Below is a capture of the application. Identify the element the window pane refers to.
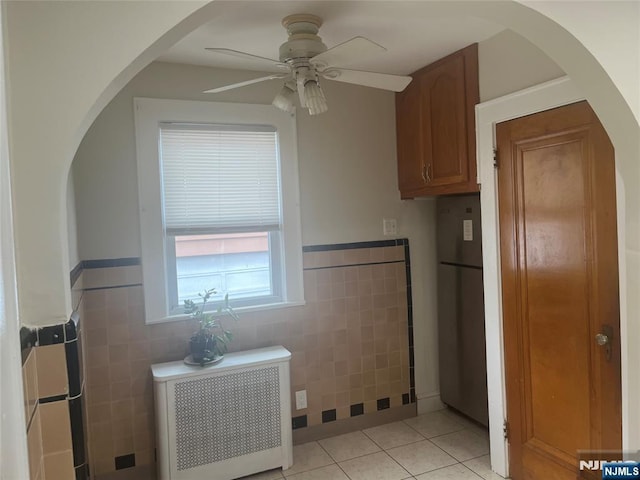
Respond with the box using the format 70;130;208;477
174;233;272;305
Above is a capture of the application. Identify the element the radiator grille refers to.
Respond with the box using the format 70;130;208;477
173;366;281;471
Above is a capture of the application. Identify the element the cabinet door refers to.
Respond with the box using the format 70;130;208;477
395;43;479;198
396;78;425;197
421;54;468;187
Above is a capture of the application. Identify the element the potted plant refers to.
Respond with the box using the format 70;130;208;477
184;288;238;366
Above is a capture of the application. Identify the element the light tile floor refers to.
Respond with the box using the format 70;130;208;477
239;408;505;480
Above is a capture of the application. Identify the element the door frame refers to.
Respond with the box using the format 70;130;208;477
476;76;629;478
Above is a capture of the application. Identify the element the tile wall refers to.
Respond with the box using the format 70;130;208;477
80;239;415;477
22;334;43;480
20;278;88;480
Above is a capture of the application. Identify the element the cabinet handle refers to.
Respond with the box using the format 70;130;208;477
426;163;432;183
421;163;428;183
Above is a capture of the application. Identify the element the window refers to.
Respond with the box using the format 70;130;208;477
135;98;303;323
160;123;282;310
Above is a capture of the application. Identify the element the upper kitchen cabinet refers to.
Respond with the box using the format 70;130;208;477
396;43;479;198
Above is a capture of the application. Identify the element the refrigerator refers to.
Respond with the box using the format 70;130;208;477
436;193;488;426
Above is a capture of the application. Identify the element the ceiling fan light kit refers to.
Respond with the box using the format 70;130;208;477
204;13;412;115
272;82;296;114
303;80;328;116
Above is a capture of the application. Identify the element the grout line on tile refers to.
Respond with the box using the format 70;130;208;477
303;260;404;271
334;445;411;480
413;423;468;440
361;427;427;452
315;438;338;464
460;463;486;479
379;446;416;479
334;459;352;480
275;418;490;480
320;436;404;480
289;463;340;479
412;433;465;467
316;432;385;465
425;425;491;463
283;441;336;478
401;419;421;435
465;452;493;462
399;418;458;439
359;427;387;450
410;461;483;479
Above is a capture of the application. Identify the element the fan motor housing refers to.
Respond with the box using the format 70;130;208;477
279;14;327;63
279;36;327;63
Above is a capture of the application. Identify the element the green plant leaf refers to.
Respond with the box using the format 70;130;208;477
186;289;238;357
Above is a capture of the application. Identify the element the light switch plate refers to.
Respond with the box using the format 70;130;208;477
463;219;473;241
383;218;397;236
295;390;307;410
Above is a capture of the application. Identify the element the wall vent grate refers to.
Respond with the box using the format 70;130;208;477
173;366;281;471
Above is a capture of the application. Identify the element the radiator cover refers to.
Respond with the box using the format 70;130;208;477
152;346;292;480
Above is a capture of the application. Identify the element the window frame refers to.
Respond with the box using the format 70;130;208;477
134;97;304;324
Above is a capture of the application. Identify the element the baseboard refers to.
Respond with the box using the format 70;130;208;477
417;392;445;414
292;403;417;444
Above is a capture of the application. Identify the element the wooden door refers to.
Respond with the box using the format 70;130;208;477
396;77;425;196
497;101;621;480
421;53;469;187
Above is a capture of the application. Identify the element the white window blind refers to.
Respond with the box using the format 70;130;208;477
159;123;281;236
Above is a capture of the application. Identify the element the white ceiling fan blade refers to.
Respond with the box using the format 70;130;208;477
322;69;412;92
310;36;386;69
203;74;288;94
205;48;288;71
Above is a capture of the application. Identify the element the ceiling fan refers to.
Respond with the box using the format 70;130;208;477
203;13;412;115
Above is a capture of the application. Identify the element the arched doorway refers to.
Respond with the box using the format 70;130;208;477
3;2;638;478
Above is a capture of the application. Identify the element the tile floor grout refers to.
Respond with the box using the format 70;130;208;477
321;414;479;462
315;438;353;480
320;423;422;476
419;462;484;480
242;408;503;480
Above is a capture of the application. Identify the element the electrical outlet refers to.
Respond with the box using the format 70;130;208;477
383;218;397;236
295;390;307;410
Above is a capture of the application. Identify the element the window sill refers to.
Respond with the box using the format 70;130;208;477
146;300;307;325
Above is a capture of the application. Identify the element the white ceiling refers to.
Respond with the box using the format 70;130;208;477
158;1;506;76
